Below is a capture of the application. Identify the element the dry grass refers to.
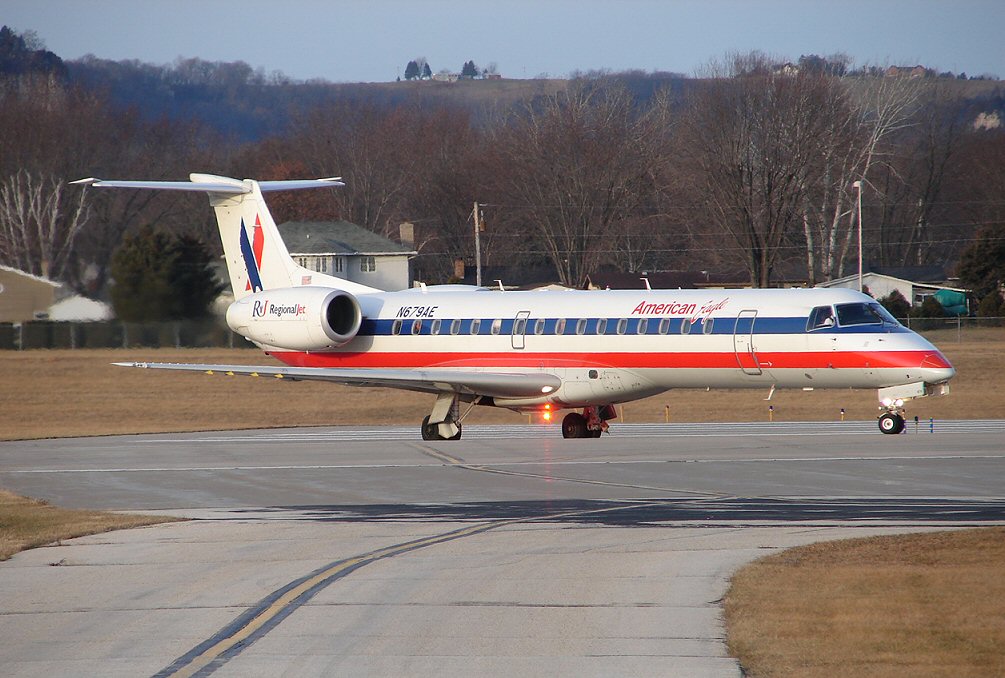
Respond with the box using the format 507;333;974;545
725;528;1005;678
0;489;176;561
0;331;1002;439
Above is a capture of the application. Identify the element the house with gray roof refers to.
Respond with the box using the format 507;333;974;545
278;221;417;291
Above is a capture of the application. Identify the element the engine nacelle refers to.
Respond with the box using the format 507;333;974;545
226;287;362;351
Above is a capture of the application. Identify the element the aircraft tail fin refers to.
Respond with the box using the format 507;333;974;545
73;174;378;298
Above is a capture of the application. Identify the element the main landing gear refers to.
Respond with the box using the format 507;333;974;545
561;405;616;439
420;393;473;441
421;415;461;441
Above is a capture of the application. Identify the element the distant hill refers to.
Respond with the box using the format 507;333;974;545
1;25;1001;141
63;55;691;141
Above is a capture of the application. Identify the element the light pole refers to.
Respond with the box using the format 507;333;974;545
852;180;863;292
473;202;482;287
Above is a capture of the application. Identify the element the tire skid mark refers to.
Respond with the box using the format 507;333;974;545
153;497;676;677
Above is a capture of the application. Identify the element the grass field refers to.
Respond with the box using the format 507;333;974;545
726;529;1005;677
1;327;1002;440
0;490;175;562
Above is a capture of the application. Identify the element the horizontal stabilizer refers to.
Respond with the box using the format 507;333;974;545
71;175;344;194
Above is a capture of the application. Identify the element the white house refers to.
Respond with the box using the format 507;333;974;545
817;270;968;308
278;221;416;291
0;265;59;322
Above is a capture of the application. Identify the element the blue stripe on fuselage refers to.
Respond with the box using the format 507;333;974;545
358;316;911;337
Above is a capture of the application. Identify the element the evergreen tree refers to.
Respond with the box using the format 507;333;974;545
109;227;223;321
977;291;1003;318
170;234;226;318
461;60;479;78
404;60;419;80
421;62;432;79
958;224;1005;300
878;289;911;319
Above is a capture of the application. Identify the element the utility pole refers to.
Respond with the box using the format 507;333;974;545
473;202;483;287
852;181;863;292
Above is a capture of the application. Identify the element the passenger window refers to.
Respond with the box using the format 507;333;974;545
703;318;714;335
491;318;502;335
450;318;461;335
556;318;566;335
576;318;587;335
807;305;836;331
658;318;670;334
637;318;648;335
411;319;422;335
534;318;546;335
431;319;441;335
470;318;481;335
597;318;608;335
513;317;526;335
681;319;692;335
616;318;627;335
392;319;402;335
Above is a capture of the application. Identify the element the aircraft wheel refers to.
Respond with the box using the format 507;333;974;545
878;412;905;435
421;415;441;441
589;428;603;438
562;412;587;439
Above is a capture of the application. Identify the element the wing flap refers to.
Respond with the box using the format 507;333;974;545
113;362;560;399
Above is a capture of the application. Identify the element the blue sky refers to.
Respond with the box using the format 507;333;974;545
7;0;1004;82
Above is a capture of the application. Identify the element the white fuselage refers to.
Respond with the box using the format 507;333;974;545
259;285;954;410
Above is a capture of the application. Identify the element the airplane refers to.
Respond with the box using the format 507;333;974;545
72;174;956;440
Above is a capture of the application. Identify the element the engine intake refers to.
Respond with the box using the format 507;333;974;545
227;287;362;350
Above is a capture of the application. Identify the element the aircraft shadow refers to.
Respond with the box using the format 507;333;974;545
230;497;1005;527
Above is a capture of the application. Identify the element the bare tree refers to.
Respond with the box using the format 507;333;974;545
287;101;418;237
492;81;666;287
683;62;837;287
800;73;925;284
867;83;966;269
0;170;89;280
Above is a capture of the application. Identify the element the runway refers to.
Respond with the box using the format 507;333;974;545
2;421;1004;677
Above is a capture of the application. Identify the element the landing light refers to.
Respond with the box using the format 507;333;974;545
541;386;554;394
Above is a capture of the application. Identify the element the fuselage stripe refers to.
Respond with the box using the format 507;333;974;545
269;350;947;371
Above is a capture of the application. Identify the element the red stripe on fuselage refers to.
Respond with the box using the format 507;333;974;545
269;350;948;371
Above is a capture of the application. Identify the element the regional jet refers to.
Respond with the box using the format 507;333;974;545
73;175;955;439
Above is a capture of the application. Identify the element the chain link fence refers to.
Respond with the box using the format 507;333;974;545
899;316;1004;342
0;319;246;350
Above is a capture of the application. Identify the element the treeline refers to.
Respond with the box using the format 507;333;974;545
2;27;1005;315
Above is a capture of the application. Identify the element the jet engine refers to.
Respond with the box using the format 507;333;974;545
226;287;362;351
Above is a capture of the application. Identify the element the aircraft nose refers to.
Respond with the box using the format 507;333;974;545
920;351;955;383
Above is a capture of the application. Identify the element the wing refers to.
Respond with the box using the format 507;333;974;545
113;362;560;399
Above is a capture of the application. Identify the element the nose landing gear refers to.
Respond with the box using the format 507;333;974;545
878;411;906;434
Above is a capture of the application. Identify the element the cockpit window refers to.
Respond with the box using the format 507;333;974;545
835;302;899;327
807;305;836;331
868;303;901;326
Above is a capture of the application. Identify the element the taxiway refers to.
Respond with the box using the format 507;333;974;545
1;421;1003;677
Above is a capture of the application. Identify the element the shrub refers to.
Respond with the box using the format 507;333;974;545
878;289;911;319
